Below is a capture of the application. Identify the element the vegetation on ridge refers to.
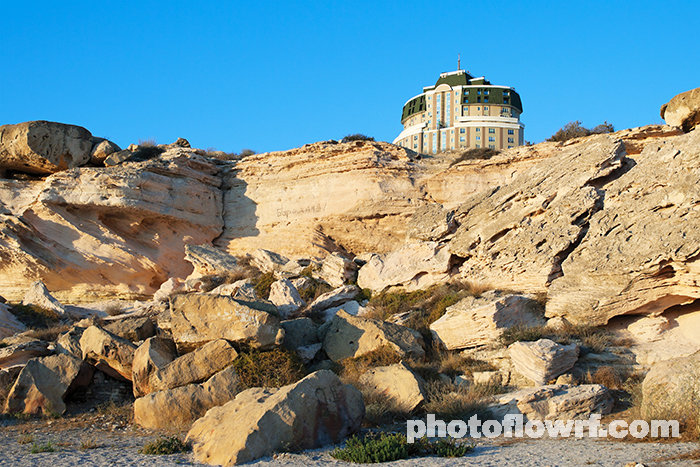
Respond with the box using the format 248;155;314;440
547;120;615;142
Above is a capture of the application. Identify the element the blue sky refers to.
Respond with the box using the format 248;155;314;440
1;1;698;153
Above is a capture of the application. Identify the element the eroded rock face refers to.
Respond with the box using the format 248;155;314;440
186;370;364;466
323;310;425;361
134;366;240;430
0;303;26;339
641;351;700;423
508;339;579;385
161;294;283;350
132;336;178;397
4;354;93;415
0;121;93;175
661;87;700;132
430;292;546;350
80;326;136;380
0;340;51;370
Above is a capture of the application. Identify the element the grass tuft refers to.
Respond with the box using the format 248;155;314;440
232;347;306;389
29;441;56;453
9;304;60;329
139;436;190;455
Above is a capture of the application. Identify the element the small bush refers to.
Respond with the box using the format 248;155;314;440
296;277;333;305
547;120;615;142
239;148;257;157
138;138;157;147
331;432;472;463
449;148;500;167
18;434;34;445
341;134;375;143
10;304;60;329
338;346;403;385
586;366;623;390
24;324;69;341
29;441;56;453
127;145;165;163
79;438;100;450
251;272;276;300
500;323;612;353
139;436;190;455
422;380;497;419
232;347;306;389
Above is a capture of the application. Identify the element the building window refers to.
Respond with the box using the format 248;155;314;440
414;144;418;148
477;107;481;111
489;144;496;149
488;128;495;133
476;144;481;148
484;97;489;103
459;128;465;133
508;145;513;148
489;136;495;142
508;137;514;143
459;136;465;142
484;106;489;111
508;129;514;135
476;128;481;132
476;136;481;141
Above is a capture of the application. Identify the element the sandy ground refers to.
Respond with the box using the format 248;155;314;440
1;414;698;466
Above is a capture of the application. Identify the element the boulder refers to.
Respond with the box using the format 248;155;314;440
0;365;23;406
280;318;319;350
162;294;283;350
149;339;238;393
89;138;121;165
103;149;132;166
641;351;700;424
472;370;502;386
660;87;700;132
508;339;579;385
430;292;546;350
323;310;425;361
308;285;360;313
80;325;137;380
297;343;322;363
103;316;155;342
134;365;240;430
132;336;178;397
55;326;86;358
184;244;240;278
186;370;364;465
153;278;185;302
0;303;26;338
21;280;66;316
208;280;257;300
317;253;357;288
489;384;614;420
318;300;365;323
0;120;93;174
406;204;455;241
268;279;305;317
249;249;290;274
357;242;452;292
0;340;51;370
359;362;426;411
4;354;94;415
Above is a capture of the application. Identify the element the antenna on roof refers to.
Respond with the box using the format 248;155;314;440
457;54;461;71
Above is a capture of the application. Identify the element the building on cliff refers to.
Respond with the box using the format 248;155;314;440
393;68;524;154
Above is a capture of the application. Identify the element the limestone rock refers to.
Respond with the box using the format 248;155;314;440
268;279;305;318
0;303;26;338
249;249;290;274
660;87;700;132
208;280;257;300
297;343;322;363
323;310;425;361
22;281;66;316
0;121;93;175
89;138;121;165
641;351;700;424
357;242;452;292
472;370;502;385
317;253;357;288
134;365;240;430
132;336;178;397
430;292;546;350
490;384;614;420
55;326;86;358
626;315;672;342
280;318;319;350
186;370;364;465
80;325;137;380
508;339;579;385
406;204;455;241
153;278;185;302
184;244;239;278
103;149;132;166
308;285;360;313
0;366;22;406
4;354;93;415
162;294;283;350
149;339;238;393
359;362;426;411
103;316;155;342
0;340;51;370
317;300;365;324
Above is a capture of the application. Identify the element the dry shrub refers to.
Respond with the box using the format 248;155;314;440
9;304;60;329
500;322;613;353
252;272;276;300
25;324;70;342
410;351;494;382
296;277;333;305
338;345;403;385
232;347;306;389
586;366;624;390
422;380;496;419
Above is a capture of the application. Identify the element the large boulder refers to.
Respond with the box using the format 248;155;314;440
489;384;614;421
323;310;425;361
357;242;452;292
161;294;284;350
359;362;426;411
21;280;66;316
661;87;700;132
0;303;26;338
89;138;121;165
280;318;319;350
4;354;93;415
103;316;155;342
430;292;546;350
0;340;51;370
641;351;700;425
508;339;579;385
0;121;93;174
80;325;137;380
134;366;240;430
308;285;360;313
148;339;238;393
186;370;364;465
131;336;178;397
317;253;357;288
184;244;240;278
268;279;305;318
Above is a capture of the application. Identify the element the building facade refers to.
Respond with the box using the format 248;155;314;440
393;69;524;154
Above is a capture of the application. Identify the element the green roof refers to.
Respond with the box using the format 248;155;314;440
434;70;475;88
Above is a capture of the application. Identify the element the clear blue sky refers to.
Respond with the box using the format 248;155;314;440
1;1;698;153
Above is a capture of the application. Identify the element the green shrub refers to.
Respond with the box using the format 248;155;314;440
547;120;615;142
232;348;306;389
331;432;472;463
29;441;56;453
252;272;276;300
10;304;60;329
342;134;375;143
139;436;190;455
296;277;333;305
